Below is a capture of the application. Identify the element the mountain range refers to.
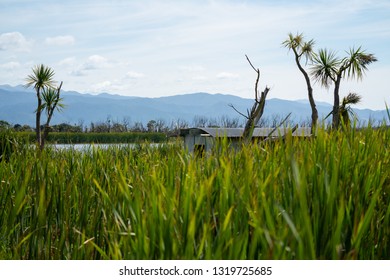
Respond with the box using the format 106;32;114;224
0;84;388;127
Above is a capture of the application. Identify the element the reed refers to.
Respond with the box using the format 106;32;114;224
15;132;167;144
0;126;389;259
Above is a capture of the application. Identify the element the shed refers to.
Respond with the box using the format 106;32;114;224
179;127;312;153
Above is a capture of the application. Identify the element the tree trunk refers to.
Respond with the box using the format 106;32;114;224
332;76;342;129
40;124;49;150
295;55;318;133
40;82;62;150
242;87;269;141
308;89;318;133
41;112;54;150
36;89;42;147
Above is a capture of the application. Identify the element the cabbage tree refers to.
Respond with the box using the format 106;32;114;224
311;47;377;129
283;33;318;132
40;82;65;149
26;65;64;149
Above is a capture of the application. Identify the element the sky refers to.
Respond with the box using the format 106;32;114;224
0;0;389;110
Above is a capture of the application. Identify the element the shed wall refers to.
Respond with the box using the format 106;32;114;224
184;134;214;153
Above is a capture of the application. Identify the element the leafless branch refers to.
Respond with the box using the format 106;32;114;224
264;113;293;141
245;54;258;72
228;103;249;119
246;54;260;101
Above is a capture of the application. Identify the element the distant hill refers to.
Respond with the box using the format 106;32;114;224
0;85;388;127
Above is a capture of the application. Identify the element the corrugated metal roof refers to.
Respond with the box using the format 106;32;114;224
181;127;312;138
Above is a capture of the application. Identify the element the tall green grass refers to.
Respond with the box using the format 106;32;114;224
0;126;389;259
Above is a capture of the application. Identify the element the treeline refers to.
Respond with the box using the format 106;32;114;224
14;131;167;144
1;114;315;134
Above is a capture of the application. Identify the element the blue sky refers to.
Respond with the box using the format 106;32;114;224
1;0;389;109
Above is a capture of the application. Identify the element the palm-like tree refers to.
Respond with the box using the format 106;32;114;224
283;32;318;133
40;82;65;149
325;92;362;126
340;92;362;126
311;47;377;129
25;64;56;147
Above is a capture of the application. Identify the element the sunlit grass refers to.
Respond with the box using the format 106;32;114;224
0;126;389;259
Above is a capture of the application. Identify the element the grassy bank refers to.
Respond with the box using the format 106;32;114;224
0;127;389;259
15;131;168;144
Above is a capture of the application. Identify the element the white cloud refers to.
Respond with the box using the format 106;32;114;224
0;32;31;51
216;72;239;79
70;55;109;76
192;75;207;81
179;65;205;72
58;57;76;66
0;0;388;109
82;55;108;70
45;35;75;46
91;80;112;92
69;69;86;77
126;71;145;79
0;61;21;70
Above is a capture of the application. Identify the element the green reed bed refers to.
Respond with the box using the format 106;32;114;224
16;131;167;144
0;127;389;259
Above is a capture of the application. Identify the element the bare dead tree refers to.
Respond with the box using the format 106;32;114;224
229;55;270;141
219;115;240;128
192;115;208;128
